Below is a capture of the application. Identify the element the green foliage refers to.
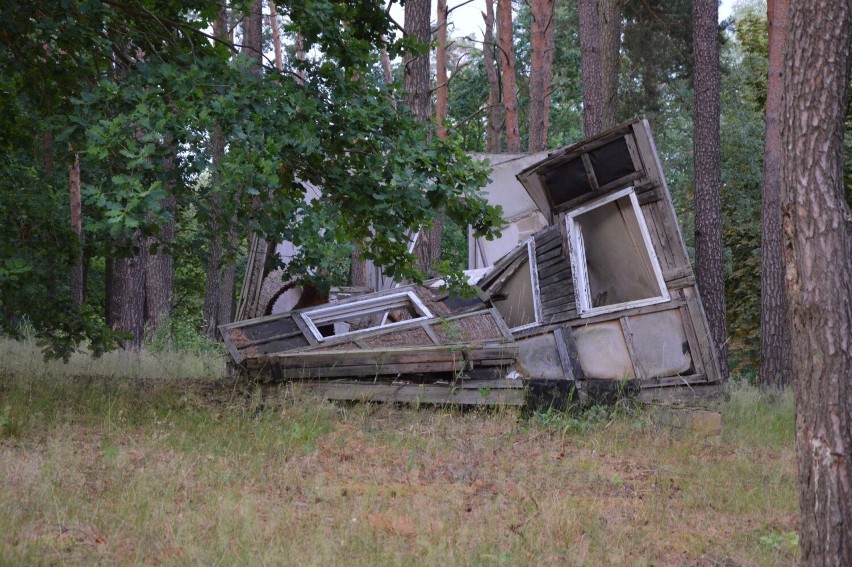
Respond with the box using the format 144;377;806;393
1;0;503;357
721;4;769;377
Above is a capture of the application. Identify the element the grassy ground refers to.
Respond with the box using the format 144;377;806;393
1;338;798;566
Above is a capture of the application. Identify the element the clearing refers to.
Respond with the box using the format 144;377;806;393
0;339;798;565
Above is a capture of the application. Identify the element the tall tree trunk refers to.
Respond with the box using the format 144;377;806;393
483;0;503;152
295;33;306;84
497;0;520;152
380;47;393;86
759;0;792;389
268;0;283;71
235;0;272;321
692;0;728;381
579;0;604;136
144;139;177;334
782;0;851;562
403;0;431;123
598;0;622;129
144;195;175;334
435;0;449;139
69;151;84;307
241;0;263;65
403;0;443;277
203;2;235;338
529;0;555;152
112;234;146;349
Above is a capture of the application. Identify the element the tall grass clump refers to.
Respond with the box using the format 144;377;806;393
716;382;795;450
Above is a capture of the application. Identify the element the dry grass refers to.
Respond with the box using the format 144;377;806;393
0;338;798;566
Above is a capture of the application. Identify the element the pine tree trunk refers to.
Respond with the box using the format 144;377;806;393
241;0;263;65
403;0;431;123
435;0;449;140
692;0;728;381
483;0;503;152
403;0;443;277
598;0;622;129
528;0;555;152
759;0;792;389
69;151;84;307
268;0;283;71
782;0;852;562
497;0;520;152
579;0;604;136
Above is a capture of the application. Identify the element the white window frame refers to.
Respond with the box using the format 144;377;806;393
299;291;434;342
565;187;669;318
505;238;543;332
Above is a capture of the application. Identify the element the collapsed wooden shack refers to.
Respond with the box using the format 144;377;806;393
220;119;723;406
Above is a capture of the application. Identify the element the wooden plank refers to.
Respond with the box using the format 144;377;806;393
292;381;527;406
276;361;465;379
637;373;709;389
552;327;574;380
638;384;721;404
624;131;644;172
535;246;563;265
537;262;572;282
565;298;685;327
420;321;442;345
581;153;600;190
272;344;517;368
538;277;574;296
637;187;661;206
594;170;645;195
681;286;723;384
619;317;646;380
642;202;676;273
676;304;705;374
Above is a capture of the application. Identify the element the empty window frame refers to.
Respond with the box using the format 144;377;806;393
299;291;434;342
490;238;542;332
565;187;669;317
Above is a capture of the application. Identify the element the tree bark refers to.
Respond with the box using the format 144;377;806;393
782;0;851;562
497;0;520;152
112;234;146;349
69;151;84;307
483;0;503;152
759;0;792;389
403;0;431;123
403;0;443;277
578;0;604;136
435;0;449;139
144;194;174;334
241;0;263;65
528;0;555;152
598;0;622;129
380;47;393;86
268;0;283;72
203;3;235;339
692;0;728;381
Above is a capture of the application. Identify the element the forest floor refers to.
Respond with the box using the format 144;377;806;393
0;338;799;566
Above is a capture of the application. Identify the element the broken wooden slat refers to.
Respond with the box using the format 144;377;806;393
291;381;527;405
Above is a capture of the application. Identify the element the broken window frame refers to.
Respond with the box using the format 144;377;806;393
565;186;670;318
503;238;543;332
299;290;435;342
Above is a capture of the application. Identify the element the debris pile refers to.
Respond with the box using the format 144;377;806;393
221;120;723;406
